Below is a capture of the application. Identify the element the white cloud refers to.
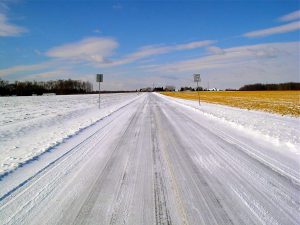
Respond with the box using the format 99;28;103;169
4;42;297;90
0;61;54;77
22;70;67;80
46;38;213;67
46;37;118;63
129;40;214;59
0;13;26;37
143;42;299;89
207;46;225;55
1;38;214;79
244;21;300;37
279;10;300;22
174;40;215;50
9;39;297;90
101;40;215;67
147;42;299;73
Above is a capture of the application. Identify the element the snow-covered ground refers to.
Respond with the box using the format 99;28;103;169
0;93;299;224
158;93;300;153
1;92;299;178
0;93;141;177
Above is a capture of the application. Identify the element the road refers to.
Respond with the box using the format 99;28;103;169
0;93;299;225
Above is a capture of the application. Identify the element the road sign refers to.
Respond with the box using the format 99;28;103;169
96;74;103;109
96;74;103;82
194;74;201;82
193;74;201;106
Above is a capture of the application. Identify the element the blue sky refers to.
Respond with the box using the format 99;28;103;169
0;0;299;90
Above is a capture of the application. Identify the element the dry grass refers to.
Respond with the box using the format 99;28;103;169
161;91;300;117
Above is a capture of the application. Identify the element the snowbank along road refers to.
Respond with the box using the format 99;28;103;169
0;93;299;225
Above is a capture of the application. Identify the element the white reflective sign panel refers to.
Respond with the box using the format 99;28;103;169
96;74;103;82
194;74;201;82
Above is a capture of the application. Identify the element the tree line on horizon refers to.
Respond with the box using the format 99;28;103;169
177;82;299;92
0;79;93;96
0;79;299;96
239;82;300;91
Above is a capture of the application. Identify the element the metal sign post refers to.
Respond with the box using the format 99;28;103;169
96;74;103;109
193;74;201;105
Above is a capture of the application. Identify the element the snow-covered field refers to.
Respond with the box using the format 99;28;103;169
0;93;140;177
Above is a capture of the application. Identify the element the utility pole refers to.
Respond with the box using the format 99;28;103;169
96;74;103;109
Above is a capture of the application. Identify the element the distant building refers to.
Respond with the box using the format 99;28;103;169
208;88;220;91
140;87;152;92
165;85;176;91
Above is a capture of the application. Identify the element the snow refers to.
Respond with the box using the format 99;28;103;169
157;93;300;153
0;93;299;224
1;92;299;179
0;93;141;177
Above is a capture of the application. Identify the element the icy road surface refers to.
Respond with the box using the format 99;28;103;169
0;93;299;225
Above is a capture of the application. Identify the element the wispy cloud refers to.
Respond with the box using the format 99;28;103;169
22;70;68;80
145;42;299;73
46;38;215;67
3;41;298;89
141;42;299;89
102;40;215;66
0;12;27;37
0;61;54;77
279;10;300;22
46;37;118;63
244;21;300;38
243;10;300;38
206;46;225;55
0;37;214;78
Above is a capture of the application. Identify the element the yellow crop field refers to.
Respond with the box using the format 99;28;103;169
161;91;300;117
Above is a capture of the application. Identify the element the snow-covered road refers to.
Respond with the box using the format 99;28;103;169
0;93;299;225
